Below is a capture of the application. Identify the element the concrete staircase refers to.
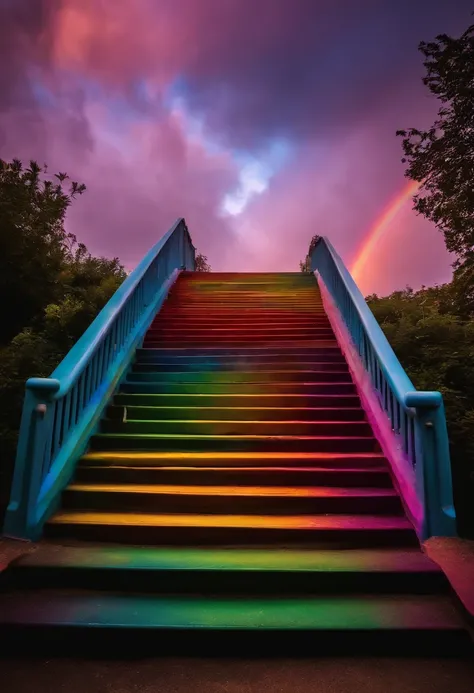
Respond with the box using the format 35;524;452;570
0;273;470;655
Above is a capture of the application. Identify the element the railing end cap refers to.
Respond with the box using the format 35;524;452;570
404;390;442;408
25;378;61;393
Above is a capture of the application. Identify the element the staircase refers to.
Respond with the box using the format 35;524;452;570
0;272;470;655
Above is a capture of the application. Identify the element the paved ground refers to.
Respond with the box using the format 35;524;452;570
426;537;474;622
1;656;474;693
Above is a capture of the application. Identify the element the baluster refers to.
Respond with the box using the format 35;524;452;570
62;391;72;443
52;398;64;456
43;406;55;477
90;350;99;396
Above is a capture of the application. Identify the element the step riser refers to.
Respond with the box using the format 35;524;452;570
62;489;402;515
106;406;366;422
45;522;418;548
136;347;344;357
89;436;381;453
114;394;362;407
79;454;387;470
143;341;339;349
134;354;348;365
75;467;393;487
119;383;357;395
157;312;327;320
147;328;334;336
132;362;350;373
152;318;332;325
127;371;352;386
100;421;373;436
126;372;353;384
144;334;336;342
6;567;447;596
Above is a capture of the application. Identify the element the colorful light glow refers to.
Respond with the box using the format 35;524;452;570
351;180;420;285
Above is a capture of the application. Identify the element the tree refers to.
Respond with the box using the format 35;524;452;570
0;159;86;344
195;252;211;271
397;23;474;263
0;159;125;520
368;285;474;536
299;235;321;272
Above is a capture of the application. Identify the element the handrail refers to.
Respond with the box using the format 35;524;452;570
4;218;195;540
310;237;456;539
51;219;193;396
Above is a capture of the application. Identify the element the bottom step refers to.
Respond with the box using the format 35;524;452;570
0;593;469;656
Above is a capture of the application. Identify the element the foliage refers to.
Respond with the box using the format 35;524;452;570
299;235;321;272
0;160;125;513
367;284;474;534
195;252;211;272
397;23;474;264
0;159;87;344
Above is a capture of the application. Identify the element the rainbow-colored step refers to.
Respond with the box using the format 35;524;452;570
0;272;470;655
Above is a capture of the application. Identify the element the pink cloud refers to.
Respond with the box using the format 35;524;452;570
0;0;471;294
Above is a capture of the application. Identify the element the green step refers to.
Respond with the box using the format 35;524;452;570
119;382;357;395
106;406;366;422
101;420;373;437
126;371;352;384
4;546;447;595
114;393;361;407
89;433;381;453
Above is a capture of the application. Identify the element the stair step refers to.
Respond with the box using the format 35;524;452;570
80;451;387;468
62;483;402;515
119;382;357;395
148;326;334;335
45;510;417;546
158;312;326;320
126;371;353;384
89;433;381;453
144;337;337;345
134;353;347;365
106;406;366;422
136;346;343;357
132;361;349;372
101;420;373;437
153;319;332;326
114;393;361;407
6;546;447;594
75;464;393;488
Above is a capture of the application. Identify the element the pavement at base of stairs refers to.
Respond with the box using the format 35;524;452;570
425;537;474;624
0;537;38;572
1;655;474;693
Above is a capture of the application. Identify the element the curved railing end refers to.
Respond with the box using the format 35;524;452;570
404;390;443;409
25;378;61;394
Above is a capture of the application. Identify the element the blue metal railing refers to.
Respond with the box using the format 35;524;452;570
4;218;195;540
310;237;456;539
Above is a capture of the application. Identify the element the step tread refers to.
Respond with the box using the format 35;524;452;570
66;483;398;499
48;511;412;531
14;546;442;574
93;433;377;440
0;593;461;631
109;407;364;413
81;451;387;464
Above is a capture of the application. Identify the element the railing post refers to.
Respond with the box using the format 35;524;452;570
4;378;60;540
407;393;457;539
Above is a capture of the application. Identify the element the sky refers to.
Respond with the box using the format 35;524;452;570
0;0;472;295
